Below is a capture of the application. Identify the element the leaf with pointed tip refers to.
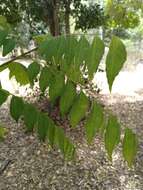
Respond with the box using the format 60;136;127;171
69;92;89;128
8;62;30;85
0;63;9;72
85;102;104;144
27;61;40;85
106;36;127;91
87;36;104;79
37;113;49;141
123;128;138;167
75;36;90;66
23;103;38;132
54;36;66;64
39;67;52;92
64;137;75;160
0;89;9;106
60;81;77;116
47;119;55;147
49;72;65;104
104;115;120;161
55;126;75;159
2;38;15;56
10;96;24;122
64;36;78;66
54;126;65;154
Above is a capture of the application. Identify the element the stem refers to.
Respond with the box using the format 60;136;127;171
0;47;38;69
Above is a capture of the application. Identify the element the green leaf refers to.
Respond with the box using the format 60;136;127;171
27;61;40;85
0;16;11;31
23;103;38;132
55;126;65;154
10;96;24;122
2;38;15;56
123;128;138;167
54;126;75;159
39;67;52;92
63;137;75;160
39;36;66;64
49;72;65;104
66;64;83;84
0;89;9;106
55;36;66;64
69;92;89;128
104;115;120;161
47;119;55;147
8;62;30;85
106;36;127;91
85;102;104;144
34;34;52;45
75;36;90;66
0;63;8;72
39;37;57;62
37;113;49;141
60;81;77;116
87;36;105;79
64;36;78;66
0;125;7;141
0;29;7;47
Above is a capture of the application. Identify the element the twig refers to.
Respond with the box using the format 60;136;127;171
0;47;38;69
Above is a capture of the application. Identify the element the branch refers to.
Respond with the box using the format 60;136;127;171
0;47;38;69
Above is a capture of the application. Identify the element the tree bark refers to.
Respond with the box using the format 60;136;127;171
65;0;71;34
53;0;60;36
43;0;60;36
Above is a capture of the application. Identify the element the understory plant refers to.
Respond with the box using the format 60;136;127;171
0;16;138;167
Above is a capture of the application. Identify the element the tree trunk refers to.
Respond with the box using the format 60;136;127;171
53;0;60;36
65;0;71;34
43;0;60;36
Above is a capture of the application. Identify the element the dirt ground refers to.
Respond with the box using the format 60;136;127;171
0;93;143;190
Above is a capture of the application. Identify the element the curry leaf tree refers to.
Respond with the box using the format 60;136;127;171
0;19;138;166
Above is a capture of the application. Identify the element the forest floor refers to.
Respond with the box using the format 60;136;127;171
0;93;143;190
0;58;143;189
